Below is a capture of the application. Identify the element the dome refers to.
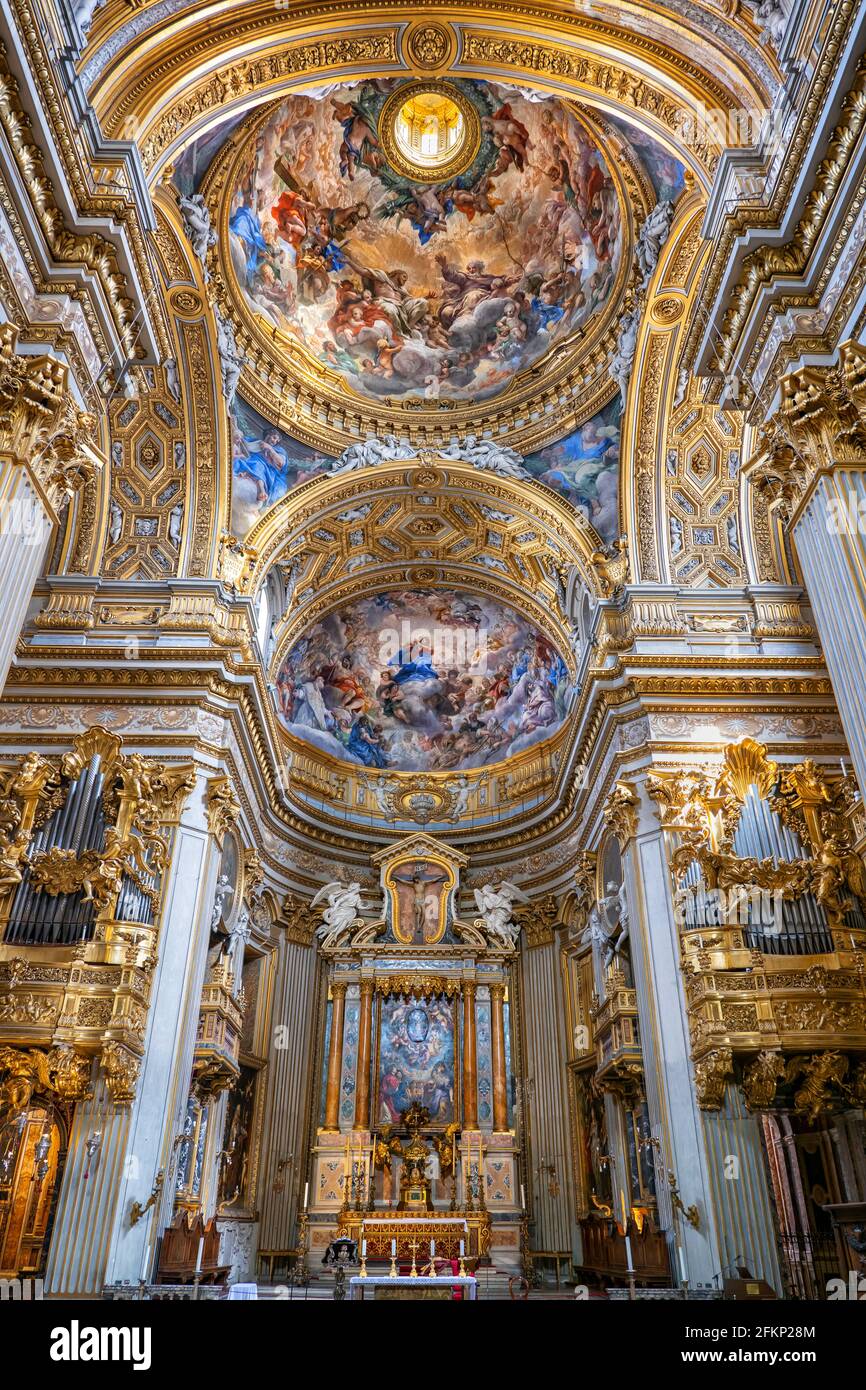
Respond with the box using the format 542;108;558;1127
223;77;625;411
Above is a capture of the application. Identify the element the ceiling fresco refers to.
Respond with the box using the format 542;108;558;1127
230;391;621;543
225;78;623;406
524;396;621;544
274;588;571;773
230;396;334;538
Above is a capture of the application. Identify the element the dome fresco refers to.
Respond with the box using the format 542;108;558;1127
275;589;571;772
226;78;623;405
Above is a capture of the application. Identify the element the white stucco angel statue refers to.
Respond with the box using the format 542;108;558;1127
473;881;530;947
598;879;630;972
310;881;368;947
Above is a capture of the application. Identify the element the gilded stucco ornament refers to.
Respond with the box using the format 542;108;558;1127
604;781;639;847
785;1052;849;1124
0;1044;90;1112
741;1050;786;1110
207;776;241;850
101;1040;141;1105
0;323;101;503
694;1046;733;1110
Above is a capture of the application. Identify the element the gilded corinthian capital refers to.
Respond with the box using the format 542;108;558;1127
746;342;866;514
0;324;101;504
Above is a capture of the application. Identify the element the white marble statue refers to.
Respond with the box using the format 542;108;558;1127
370;776;399;820
210;871;235;930
108;499;123;545
215;309;243;407
224;907;252;984
598;880;630;972
333;434;417;472
441;434;530;479
164;357;181;403
168;502;183;547
609;305;641;404
474;881;530;946
753;0;790;47
448;774;473;823
72;0;106;37
310;881;368;946
178;193;217;275
636;200;675;286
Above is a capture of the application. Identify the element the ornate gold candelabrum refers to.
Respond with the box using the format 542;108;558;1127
295;1207;310;1283
520;1211;534;1285
389;1248;398;1279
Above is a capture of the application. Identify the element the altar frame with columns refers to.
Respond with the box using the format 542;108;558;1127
303;836;525;1271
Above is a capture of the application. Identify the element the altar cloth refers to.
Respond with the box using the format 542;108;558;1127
349;1275;477;1301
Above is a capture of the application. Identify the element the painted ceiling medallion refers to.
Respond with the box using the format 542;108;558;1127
379;82;480;183
274;588;572;774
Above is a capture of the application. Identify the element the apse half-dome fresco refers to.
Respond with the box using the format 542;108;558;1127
275;589;571;772
227;79;623;405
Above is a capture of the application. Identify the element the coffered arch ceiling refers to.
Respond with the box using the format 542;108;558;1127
245;456;598;841
83;3;778;166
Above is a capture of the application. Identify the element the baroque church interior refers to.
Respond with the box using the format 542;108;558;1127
1;0;866;1322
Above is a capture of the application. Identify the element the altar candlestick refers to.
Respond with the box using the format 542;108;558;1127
362;1238;367;1258
624;1232;633;1271
141;1243;151;1284
430;1239;435;1260
841;758;848;777
303;1181;309;1211
195;1236;204;1274
677;1245;688;1283
520;1183;526;1210
391;1238;396;1257
459;1239;465;1257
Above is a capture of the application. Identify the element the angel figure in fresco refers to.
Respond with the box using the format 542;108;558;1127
310;881;368;946
473;881;530;946
331;93;383;179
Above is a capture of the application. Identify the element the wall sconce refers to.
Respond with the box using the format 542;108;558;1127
83;1130;102;1180
273;1153;293;1195
668;1170;700;1230
130;1168;164;1227
535;1155;560;1199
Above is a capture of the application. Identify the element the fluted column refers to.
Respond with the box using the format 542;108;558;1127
791;470;866;792
490;983;508;1133
0;326;98;688
353;978;374;1130
323;981;347;1132
747;344;866;795
45;770;220;1293
0;461;51;686
620;774;781;1292
462;981;478;1128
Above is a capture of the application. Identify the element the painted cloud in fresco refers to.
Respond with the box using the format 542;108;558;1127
524;397;622;544
230;396;334;539
275;589;571;772
227;79;622;405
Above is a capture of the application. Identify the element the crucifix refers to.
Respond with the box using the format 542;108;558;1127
408;1237;420;1277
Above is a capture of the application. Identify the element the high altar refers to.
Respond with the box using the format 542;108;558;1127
306;835;522;1269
